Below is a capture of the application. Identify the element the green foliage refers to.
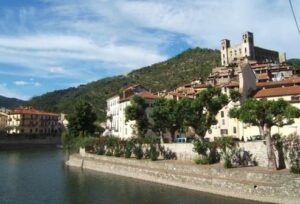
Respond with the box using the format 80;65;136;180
124;140;134;158
133;144;143;160
125;96;149;137
287;58;300;74
61;130;74;149
229;98;300;130
67;101;97;137
283;134;300;174
229;90;242;102
151;98;184;141
27;48;221;121
229;98;300;169
193;139;219;164
147;144;160;161
74;136;98;150
182;86;229;138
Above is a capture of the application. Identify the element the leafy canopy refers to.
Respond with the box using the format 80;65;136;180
182;86;229;138
229;98;300;130
67;101;97;137
151;98;184;140
125;96;149;137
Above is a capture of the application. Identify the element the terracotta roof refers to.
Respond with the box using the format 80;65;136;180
10;107;59;116
257;76;300;88
217;81;239;88
136;91;159;99
254;86;300;98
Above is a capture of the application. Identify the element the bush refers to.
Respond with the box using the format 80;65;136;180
124;140;134;158
133;145;143;160
149;144;159;161
283;134;300;174
193;139;219;164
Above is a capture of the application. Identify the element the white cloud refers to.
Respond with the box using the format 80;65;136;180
13;80;41;87
14;81;28;86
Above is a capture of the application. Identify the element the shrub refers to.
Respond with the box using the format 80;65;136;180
149;144;159;161
283;134;300;174
133;144;143;160
124;140;134;158
193;139;219;164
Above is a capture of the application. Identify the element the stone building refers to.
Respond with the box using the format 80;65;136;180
220;31;286;66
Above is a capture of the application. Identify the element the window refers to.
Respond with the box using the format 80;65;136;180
220;129;228;135
291;96;300;101
221;111;224;118
222;119;225;125
233;127;237;134
245;47;247;53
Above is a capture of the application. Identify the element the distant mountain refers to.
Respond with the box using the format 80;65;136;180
28;47;221;121
0;95;25;109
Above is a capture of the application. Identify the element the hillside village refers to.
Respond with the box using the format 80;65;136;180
104;31;300;142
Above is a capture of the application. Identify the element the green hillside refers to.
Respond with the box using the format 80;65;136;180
0;95;25;109
287;58;300;73
27;48;220;121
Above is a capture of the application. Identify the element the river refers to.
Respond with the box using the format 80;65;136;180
0;148;259;204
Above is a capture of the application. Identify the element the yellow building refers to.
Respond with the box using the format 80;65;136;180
7;107;62;135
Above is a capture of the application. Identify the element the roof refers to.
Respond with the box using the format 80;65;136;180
254;86;300;98
257;76;300;88
136;91;159;99
10;107;59;116
120;91;158;102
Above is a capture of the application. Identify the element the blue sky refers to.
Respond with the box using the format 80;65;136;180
0;0;299;100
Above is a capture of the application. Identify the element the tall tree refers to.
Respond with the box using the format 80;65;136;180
229;98;300;169
67;101;97;137
151;98;184;141
125;96;149;137
182;86;229;139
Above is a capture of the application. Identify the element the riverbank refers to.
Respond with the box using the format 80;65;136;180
66;152;300;204
0;136;61;149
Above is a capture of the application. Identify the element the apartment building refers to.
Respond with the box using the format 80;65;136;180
7;107;62;135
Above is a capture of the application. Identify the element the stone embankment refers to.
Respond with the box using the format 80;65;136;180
66;152;300;204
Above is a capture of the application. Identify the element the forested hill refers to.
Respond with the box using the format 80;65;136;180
27;48;220;121
0;96;25;109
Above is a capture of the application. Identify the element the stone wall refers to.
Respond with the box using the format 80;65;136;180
67;152;300;204
161;141;286;168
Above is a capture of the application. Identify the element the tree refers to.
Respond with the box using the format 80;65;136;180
67;101;97;137
182;86;229;139
150;98;184;141
229;98;300;169
125;96;149;137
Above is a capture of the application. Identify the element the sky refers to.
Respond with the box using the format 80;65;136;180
0;0;299;100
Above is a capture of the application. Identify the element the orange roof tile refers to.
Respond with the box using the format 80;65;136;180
254;86;300;98
136;91;159;99
10;107;59;116
257;76;300;88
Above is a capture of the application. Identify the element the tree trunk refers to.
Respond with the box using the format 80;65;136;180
170;129;176;142
264;127;277;169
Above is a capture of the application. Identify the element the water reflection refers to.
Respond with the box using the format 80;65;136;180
0;149;260;204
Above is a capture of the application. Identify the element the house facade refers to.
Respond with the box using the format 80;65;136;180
7;107;62;135
105;85;158;139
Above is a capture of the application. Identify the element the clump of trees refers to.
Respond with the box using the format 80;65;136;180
229;98;300;169
62;101;98;150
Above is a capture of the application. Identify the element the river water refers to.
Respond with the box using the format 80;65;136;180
0;148;259;204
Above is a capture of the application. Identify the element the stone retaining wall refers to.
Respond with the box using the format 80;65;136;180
162;141;285;168
66;152;300;204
